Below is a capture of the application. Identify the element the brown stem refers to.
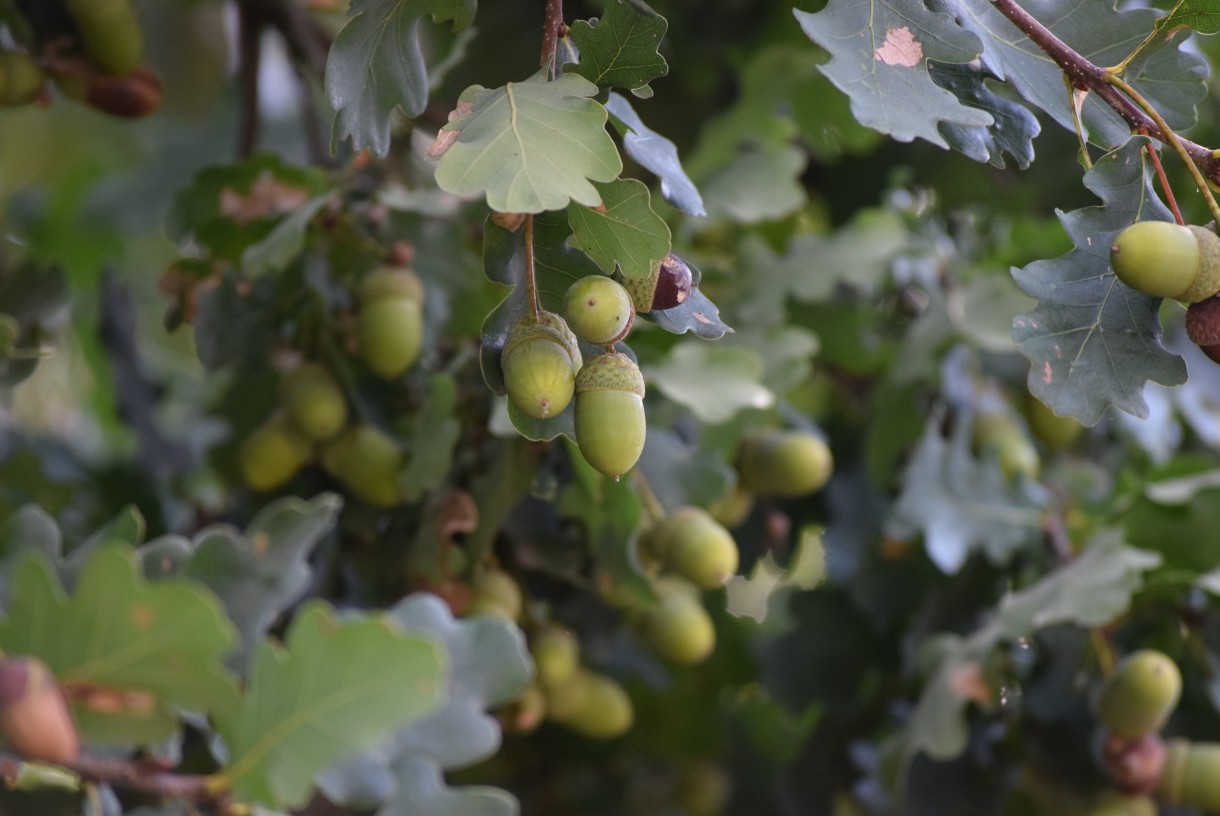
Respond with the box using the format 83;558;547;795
524;214;539;318
540;0;563;72
0;753;226;806
236;4;264;158
1144;137;1185;225
989;0;1220;185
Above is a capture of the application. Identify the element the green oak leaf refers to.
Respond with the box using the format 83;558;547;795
434;71;622;213
1156;0;1220;35
564;0;668;92
567;179;671;281
928;61;1040;170
604;92;704;216
0;545;240;745
139;494;342;672
794;1;991;148
217;600;445;809
325;0;477;157
642;343;774;424
880;530;1161;792
398;373;462;501
241;196;330;276
1012;138;1187;425
377;757;518;816
941;0;1207;143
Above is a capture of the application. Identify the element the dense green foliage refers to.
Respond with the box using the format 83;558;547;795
7;0;1220;814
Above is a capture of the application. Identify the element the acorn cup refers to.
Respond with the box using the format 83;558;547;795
563;276;635;345
501;312;581;419
0;52;46;107
573;351;646;478
1110;221;1220;303
1156;739;1220;811
647;507;739;589
357;266;425;380
1097;649;1182;739
617;253;694;313
66;0;144;76
0;657;80;765
239;414;313;492
279;362;347;442
738;429;833;498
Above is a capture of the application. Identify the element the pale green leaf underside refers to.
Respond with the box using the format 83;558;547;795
435;72;622;213
567;179;671;280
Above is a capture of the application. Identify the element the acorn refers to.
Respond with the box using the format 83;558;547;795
563;276;635;345
239;414;313;491
502;312;581;419
1156;739;1220;811
648;507;739;589
637;577;716;665
279;362;347;442
531;626;580;690
738;429;833;498
1025;393;1083;452
1110;221;1220;303
465;569;523;621
0;657;80;765
357;266;424;380
707;482;754;528
618;253;693;313
0;52;46;107
1186;295;1220;365
66;0;144;76
546;669;633;739
574;352;646;478
1097;649;1181;738
320;424;404;507
81;66;162;118
973;412;1040;481
1102;732;1166;796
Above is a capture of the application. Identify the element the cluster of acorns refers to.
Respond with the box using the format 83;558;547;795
1090;648;1220;814
238;264;424;506
1;0;162;117
500;254;693;478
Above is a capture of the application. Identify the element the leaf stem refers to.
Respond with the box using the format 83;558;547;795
1107;73;1220;226
524;214;540;319
1142;136;1185;225
540;0;564;74
1065;78;1092;170
0;753;226;806
989;0;1220;186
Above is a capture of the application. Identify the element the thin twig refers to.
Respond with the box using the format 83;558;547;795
524;214;539;318
236;4;263;158
990;0;1220;186
540;0;563;73
0;753;226;806
1143;138;1185;225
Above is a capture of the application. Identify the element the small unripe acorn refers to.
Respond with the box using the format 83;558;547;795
649;507;739;589
1110;221;1220;303
466;569;523;621
547;669;633;739
738;429;833;498
574;352;646;478
619;253;694;313
239;415;313;491
531;626;580;690
707;483;754;529
1097;649;1182;738
358;267;424;380
973;412;1040;481
280;363;347;441
66;0;144;76
0;657;80;764
502;313;581;419
320;424;404;507
0;52;46;107
1025;394;1083;452
1156;739;1220;811
563;276;635;345
638;577;716;665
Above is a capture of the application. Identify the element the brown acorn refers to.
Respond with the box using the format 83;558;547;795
617;253;693;313
1186;295;1220;365
0;657;80;764
82;66;162;118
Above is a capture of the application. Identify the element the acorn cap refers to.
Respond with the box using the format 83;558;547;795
575;352;645;397
1186;296;1220;346
504;312;581;367
359;266;423;303
1180;226;1220;303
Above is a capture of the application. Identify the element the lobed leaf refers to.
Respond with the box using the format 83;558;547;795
604;92;705;216
564;0;668;92
1012;138;1187;425
567;178;671;281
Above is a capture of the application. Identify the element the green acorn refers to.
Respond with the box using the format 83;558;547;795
66;0;144;76
466;569;523;621
738;429;833;497
1157;739;1220;812
280;362;347;442
574;352;646;478
531;626;580;690
502;312;581;419
320;424;404;507
239;415;313;491
1097;649;1182;738
563;275;635;345
0;52;45;107
1110;221;1220;303
358;266;424;379
637;577;716;665
648;507;739;589
973;411;1041;481
546;668;633;739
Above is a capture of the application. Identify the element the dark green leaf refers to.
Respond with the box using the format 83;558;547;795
929;61;1040;170
567;179;671;281
1012;138;1187;425
326;0;477;157
565;0;668;91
